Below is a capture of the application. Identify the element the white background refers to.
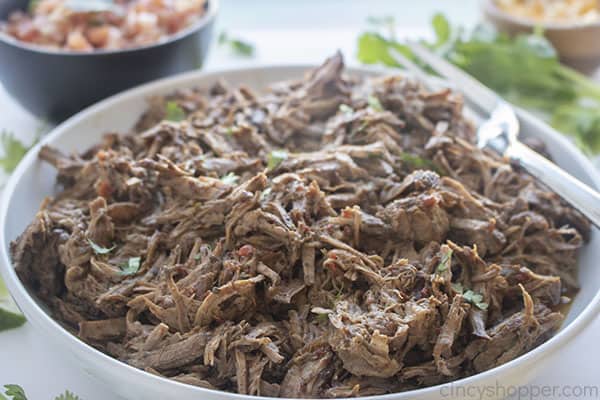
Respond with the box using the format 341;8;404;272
0;1;598;398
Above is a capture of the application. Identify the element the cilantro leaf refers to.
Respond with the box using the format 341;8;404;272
3;385;27;400
220;172;239;185
218;32;255;57
0;279;26;332
357;32;405;67
119;257;141;276
54;390;81;400
463;289;488;310
451;282;464;294
432;13;451;47
436;249;452;273
0;308;26;333
164;101;186;122
367;95;384;111
399;152;439;171
87;238;115;255
267;150;288;170
339;104;354;115
0;131;33;174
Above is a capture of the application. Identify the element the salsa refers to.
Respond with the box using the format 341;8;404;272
1;0;208;51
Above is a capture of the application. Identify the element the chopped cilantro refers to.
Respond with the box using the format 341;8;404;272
463;289;489;310
451;282;464;294
267;150;288;170
87;238;115;255
220;172;239;185
367;95;384;111
164;101;185;122
436;249;453;273
119;257;141;276
339;104;354;115
399;152;439;171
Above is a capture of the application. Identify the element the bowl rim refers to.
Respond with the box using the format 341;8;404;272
1;63;600;400
482;0;600;30
0;0;218;56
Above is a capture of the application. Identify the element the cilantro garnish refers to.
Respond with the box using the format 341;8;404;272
119;257;141;276
267;150;288;170
220;172;239;185
463;289;489;310
87;238;115;255
164;101;185;122
367;95;384;111
436;249;453;273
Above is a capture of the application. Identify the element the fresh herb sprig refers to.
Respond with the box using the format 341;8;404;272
0;385;81;400
357;13;600;154
0;131;35;174
0;279;26;332
218;32;255;57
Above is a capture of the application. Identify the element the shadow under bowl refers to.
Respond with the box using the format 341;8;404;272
0;0;217;122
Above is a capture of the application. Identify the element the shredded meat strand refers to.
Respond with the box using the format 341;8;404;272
11;53;589;398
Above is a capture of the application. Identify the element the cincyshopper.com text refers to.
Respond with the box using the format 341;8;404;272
440;381;599;399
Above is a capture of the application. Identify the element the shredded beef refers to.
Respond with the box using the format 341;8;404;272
11;53;590;397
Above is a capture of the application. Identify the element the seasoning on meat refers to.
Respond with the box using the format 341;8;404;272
11;53;590;397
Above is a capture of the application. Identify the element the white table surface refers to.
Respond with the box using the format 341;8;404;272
0;1;598;398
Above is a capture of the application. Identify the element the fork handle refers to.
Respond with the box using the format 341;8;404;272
506;141;600;228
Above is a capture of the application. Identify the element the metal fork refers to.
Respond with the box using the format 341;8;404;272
391;42;600;228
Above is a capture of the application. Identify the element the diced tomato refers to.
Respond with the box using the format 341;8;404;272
96;179;113;199
238;244;254;257
421;195;437;208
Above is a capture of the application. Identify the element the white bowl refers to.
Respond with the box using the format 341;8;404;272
1;65;599;400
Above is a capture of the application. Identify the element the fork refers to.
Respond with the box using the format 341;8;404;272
392;42;600;228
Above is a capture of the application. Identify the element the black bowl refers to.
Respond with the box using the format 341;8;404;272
0;0;217;122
